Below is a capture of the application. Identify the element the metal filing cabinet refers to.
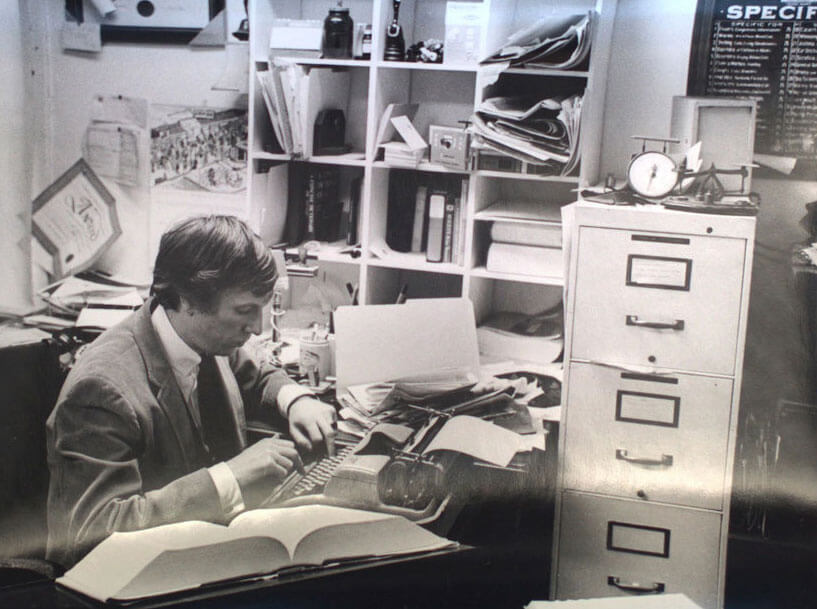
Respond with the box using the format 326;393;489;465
551;203;755;609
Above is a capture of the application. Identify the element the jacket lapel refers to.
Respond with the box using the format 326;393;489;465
132;300;202;467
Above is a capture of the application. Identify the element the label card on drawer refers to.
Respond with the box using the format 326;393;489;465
616;391;680;428
626;255;692;290
606;521;670;557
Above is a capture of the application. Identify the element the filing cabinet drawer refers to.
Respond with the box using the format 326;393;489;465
571;226;746;375
556;492;721;608
562;363;733;510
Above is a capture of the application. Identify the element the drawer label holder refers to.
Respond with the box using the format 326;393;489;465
626;254;692;291
606;521;671;558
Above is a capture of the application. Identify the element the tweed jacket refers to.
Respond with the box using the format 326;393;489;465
45;299;294;567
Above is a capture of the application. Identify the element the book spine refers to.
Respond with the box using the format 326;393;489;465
426;193;445;263
442;198;456;263
346;176;361;245
305;170;316;240
410;185;427;252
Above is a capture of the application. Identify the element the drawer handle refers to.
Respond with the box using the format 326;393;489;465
616;449;673;466
608;576;665;594
626;315;685;331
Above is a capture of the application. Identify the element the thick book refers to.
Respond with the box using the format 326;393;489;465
57;505;456;603
490;221;562;247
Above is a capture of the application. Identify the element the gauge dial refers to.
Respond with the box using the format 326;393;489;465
627;151;678;198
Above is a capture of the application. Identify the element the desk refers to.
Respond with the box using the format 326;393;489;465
0;539;553;609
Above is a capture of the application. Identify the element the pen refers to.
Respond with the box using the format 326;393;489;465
395;283;408;304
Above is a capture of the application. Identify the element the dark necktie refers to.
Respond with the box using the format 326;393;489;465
196;355;239;464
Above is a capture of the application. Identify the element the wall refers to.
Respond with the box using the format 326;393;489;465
0;2;32;310
23;0;248;286
599;0;698;179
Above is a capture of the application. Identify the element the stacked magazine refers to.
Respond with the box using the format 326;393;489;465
471;94;582;175
481;12;594;70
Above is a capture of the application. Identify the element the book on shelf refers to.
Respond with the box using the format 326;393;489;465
57;505;456;603
386;170;419;253
442;197;457;263
340;175;361;246
490;221;562;248
411;184;428;252
426;192;446;263
485;242;563;278
304;165;342;241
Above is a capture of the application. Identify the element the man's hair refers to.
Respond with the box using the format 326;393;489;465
151;215;277;312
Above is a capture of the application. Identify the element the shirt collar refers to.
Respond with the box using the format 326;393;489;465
151;304;201;390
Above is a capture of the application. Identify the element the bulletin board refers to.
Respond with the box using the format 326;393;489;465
688;0;817;178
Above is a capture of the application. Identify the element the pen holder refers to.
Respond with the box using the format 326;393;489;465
299;334;332;384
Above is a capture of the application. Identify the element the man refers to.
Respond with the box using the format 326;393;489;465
46;215;337;568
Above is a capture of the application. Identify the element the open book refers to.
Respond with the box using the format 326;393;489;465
57;505;457;603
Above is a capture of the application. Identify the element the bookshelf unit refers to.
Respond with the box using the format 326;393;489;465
247;0;617;331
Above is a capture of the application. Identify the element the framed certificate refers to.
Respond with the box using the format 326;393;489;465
66;0;225;44
32;159;121;279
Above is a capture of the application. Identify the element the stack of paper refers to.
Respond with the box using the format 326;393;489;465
470;93;582;174
382;142;425;167
33;273;146;331
481;12;594;70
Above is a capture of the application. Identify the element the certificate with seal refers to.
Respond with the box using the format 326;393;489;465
32;159;121;278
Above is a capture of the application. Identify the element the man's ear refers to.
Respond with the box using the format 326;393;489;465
177;295;198;317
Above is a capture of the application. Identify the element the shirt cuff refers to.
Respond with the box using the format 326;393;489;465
208;462;246;519
277;383;315;418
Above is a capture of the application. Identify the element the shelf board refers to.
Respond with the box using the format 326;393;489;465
473;170;581;183
252;151;290;161
367;252;465;276
266;56;371;68
473;215;562;226
372;160;469;174
375;61;478;73
285;241;361;265
307;153;366;167
469;266;564;286
503;67;590;78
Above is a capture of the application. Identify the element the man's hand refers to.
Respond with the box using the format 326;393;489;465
226;437;303;498
287;396;337;456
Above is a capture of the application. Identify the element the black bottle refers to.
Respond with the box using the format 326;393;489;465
322;5;353;59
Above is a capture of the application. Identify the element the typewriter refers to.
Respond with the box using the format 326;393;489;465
260;386;533;524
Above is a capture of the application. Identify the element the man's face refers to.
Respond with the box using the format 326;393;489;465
182;288;270;356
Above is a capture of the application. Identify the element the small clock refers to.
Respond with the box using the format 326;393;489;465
627;150;678;199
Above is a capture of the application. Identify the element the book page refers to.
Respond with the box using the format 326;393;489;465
58;520;226;602
228;505;393;559
293;514;456;566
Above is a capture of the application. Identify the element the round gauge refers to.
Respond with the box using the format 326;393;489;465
627;151;678;199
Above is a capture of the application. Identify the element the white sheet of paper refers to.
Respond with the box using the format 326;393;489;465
390;115;428;151
422;415;530;466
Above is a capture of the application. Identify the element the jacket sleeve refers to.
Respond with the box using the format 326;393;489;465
46;375;224;568
229;346;300;423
